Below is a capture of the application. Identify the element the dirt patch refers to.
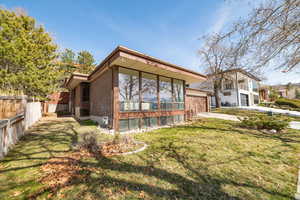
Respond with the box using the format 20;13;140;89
40;150;90;187
100;141;145;157
29;149;98;199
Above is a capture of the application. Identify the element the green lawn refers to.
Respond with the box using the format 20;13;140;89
213;108;300;121
1;117;300;199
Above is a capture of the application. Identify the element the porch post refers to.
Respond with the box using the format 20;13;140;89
112;66;120;132
139;71;142;128
157;75;160;126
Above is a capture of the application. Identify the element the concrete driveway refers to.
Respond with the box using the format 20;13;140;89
197;112;240;121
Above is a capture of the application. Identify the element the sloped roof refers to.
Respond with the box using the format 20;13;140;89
208;68;261;81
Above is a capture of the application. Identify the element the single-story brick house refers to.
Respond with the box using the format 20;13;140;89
65;46;209;132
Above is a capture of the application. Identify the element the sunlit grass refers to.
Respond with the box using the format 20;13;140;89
213;108;300;121
0;117;300;199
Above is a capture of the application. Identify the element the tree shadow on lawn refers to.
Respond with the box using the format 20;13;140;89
27;146;244;200
0;116;241;200
31;139;294;200
0;118;295;199
0;116;80;195
176;123;300;145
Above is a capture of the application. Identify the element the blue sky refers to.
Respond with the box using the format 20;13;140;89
2;0;299;85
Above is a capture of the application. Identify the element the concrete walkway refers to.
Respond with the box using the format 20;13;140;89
198;112;300;130
238;105;300;117
290;121;300;130
197;112;240;121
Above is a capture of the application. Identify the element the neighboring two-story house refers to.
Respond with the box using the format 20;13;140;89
192;69;261;107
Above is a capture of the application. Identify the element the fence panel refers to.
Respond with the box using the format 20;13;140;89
0;114;25;158
25;102;42;129
0;96;42;158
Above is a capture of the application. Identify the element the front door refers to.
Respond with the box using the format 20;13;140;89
240;94;249;106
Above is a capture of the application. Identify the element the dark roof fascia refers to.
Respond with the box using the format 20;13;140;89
64;73;89;88
88;46;207;80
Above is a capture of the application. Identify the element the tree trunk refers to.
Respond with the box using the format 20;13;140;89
214;88;221;108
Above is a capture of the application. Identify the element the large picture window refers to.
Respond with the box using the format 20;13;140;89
119;68;140;111
141;73;158;110
118;67;185;112
173;79;184;110
159;77;172;110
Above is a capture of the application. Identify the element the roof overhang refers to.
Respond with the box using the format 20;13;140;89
90;46;206;84
64;73;89;89
111;49;206;84
65;46;207;89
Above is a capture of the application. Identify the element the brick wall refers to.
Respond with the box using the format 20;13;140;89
48;92;69;104
90;68;113;127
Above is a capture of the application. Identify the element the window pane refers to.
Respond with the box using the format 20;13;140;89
119;119;129;132
173;79;184;102
159;77;172;110
150;117;158;127
160;116;173;125
254;95;259;104
252;80;258;92
142;73;158;111
167;116;173;124
129;118;139;130
173;79;184;110
174;115;184;123
119;68;140;111
173;102;184;110
160;116;167;126
142;118;150;128
142;117;158;128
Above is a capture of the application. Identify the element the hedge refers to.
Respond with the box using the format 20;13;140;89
240;115;290;132
275;98;300;108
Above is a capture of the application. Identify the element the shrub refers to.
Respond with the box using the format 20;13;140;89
275;98;300;108
79;131;100;154
296;89;300;99
258;102;273;107
240;115;290;132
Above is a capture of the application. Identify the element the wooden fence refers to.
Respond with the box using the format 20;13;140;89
0;96;42;158
0;96;26;119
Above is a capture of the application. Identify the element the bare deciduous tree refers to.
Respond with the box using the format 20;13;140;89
198;33;240;108
232;0;300;72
